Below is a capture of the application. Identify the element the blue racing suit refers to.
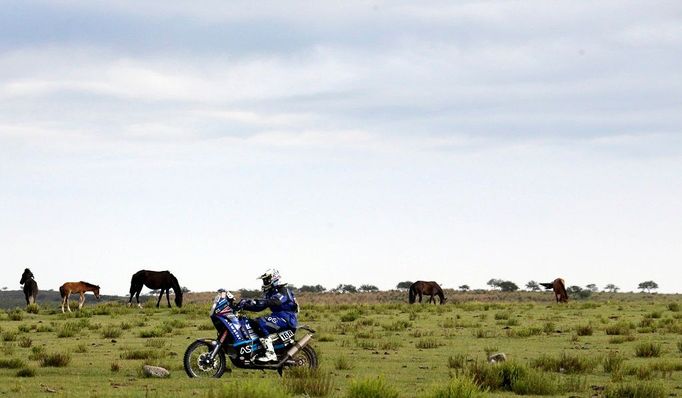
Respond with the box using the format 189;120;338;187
241;285;298;337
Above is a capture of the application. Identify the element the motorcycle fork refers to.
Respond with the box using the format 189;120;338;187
209;331;228;360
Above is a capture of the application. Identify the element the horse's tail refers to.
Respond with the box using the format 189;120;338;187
59;284;66;299
130;271;143;294
557;279;568;302
408;283;416;304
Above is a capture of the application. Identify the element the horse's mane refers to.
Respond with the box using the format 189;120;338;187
79;281;99;289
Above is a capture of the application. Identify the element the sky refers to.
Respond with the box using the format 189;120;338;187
1;0;681;296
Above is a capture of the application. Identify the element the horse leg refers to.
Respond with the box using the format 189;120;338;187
136;291;142;308
78;293;84;310
67;294;72;312
156;290;164;308
166;289;171;308
61;295;65;313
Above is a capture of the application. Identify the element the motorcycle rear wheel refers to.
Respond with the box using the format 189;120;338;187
183;340;227;378
289;345;318;369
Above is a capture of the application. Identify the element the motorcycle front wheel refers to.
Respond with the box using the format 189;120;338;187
183;340;227;378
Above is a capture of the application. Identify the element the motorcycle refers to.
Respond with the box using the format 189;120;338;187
183;293;317;378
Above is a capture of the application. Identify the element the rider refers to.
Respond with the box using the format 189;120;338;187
239;268;298;362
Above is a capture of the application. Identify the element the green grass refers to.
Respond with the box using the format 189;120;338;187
1;293;682;397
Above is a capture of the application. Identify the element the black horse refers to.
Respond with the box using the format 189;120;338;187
409;281;446;304
19;268;38;306
128;270;183;308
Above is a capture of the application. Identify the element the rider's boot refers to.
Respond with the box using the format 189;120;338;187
256;335;278;363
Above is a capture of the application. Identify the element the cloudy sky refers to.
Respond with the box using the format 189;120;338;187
1;1;681;296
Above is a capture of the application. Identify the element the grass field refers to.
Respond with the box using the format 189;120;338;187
1;292;681;397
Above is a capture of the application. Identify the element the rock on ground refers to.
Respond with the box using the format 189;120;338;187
143;365;170;378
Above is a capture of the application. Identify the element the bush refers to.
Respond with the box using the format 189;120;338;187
603;352;625;373
120;349;161;360
415;338;441;349
531;352;597;374
605;321;633;336
428;375;486;398
40;352;71;367
447;353;468;369
111;362;121;372
7;309;24;321
466;360;558;395
28;346;46;361
101;326;123;339
347;378;399;398
0;358;26;369
283;367;333;397
26;304;39;314
144;339;167;348
15;367;36;377
18;336;32;348
667;302;680;312
2;331;18;342
575;324;593;336
341;310;361;322
634;342;661;358
335;355;353;370
604;381;666;398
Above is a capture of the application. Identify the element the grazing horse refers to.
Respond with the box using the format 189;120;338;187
59;281;101;313
128;270;183;308
19;268;38;306
409;281;446;304
540;278;568;303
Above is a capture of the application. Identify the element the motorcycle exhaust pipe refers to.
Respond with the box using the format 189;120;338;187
285;333;312;359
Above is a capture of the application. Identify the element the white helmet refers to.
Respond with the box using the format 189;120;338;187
258;268;285;291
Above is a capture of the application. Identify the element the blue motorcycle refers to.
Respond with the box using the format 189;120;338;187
183;296;317;378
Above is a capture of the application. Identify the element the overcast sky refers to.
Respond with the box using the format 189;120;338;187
1;1;681;296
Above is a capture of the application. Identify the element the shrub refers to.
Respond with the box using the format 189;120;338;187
283;367;334;397
609;335;636;344
531;352;597;374
667;302;680;312
144;339;167;348
466;360;557;395
26;304;39;314
56;322;81;338
603;352;625;373
101;326;122;339
428;375;486;398
40;353;71;367
2;331;18;342
347;378;399;398
75;344;88;353
111;362;121;372
15;367;36;377
335;355;353;370
604;381;666;398
29;345;46;361
575;324;593;336
18;336;32;348
635;342;661;358
341;310;361;322
677;339;682;354
415;338;441;349
605;321;633;335
0;358;26;369
380;340;401;350
7;309;24;321
382;320;411;331
447;353;467;369
17;324;31;333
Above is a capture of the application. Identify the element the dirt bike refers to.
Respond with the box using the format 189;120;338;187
183;298;317;378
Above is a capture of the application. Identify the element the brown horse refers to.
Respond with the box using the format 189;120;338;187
128;270;183;308
409;281;446;304
540;278;568;303
59;281;100;313
19;268;38;306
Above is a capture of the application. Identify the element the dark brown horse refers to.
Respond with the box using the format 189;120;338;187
540;278;568;303
409;281;446;304
59;281;100;313
19;268;38;306
128;270;183;308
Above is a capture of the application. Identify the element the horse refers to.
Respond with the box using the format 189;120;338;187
408;281;446;304
128;270;183;308
19;268;38;306
59;281;100;313
540;278;568;303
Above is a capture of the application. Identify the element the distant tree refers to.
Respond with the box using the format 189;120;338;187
604;284;620;293
487;279;504;290
148;289;161;296
359;284;379;292
499;281;519;292
638;281;659;293
585;284;599;292
334;284;357;293
396;281;413;290
299;284;326;293
458;284;470;292
567;285;591;299
525;281;541;291
181;286;191;293
1;286;7;291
